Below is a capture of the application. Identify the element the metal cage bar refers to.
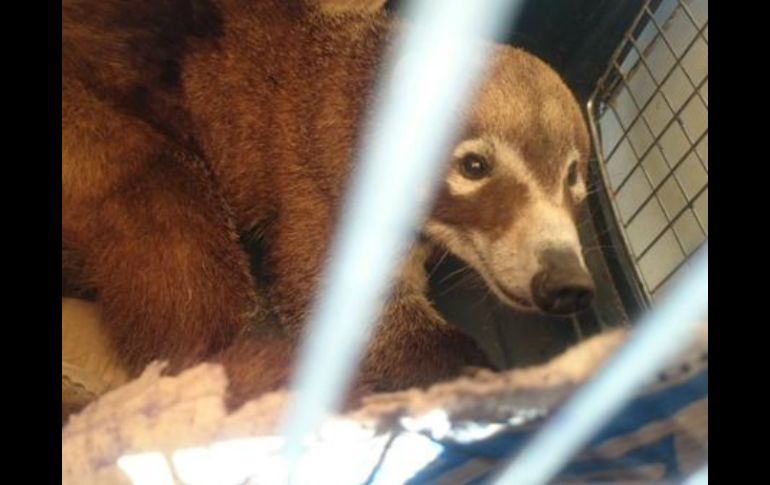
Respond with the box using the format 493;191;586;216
587;0;708;302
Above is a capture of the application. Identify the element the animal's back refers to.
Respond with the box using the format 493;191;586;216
181;1;394;230
62;0;224;217
61;0;402;383
63;0;394;230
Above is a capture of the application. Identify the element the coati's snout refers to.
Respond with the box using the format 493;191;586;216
531;249;594;314
422;46;595;316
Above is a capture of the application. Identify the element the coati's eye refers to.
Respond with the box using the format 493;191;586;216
459;154;491;180
567;160;579;187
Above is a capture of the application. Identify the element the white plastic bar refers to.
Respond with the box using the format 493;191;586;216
279;0;525;478
491;245;708;485
681;465;708;485
117;452;175;485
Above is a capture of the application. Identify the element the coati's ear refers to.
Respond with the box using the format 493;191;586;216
313;0;389;15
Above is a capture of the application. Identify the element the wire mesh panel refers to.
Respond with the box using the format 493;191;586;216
588;0;707;302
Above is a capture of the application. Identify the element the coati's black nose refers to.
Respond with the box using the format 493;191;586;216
531;249;595;315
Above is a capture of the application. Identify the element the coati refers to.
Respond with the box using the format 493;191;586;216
62;0;595;408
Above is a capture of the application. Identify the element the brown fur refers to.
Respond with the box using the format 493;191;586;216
467;48;590;192
62;0;588;408
433;176;532;241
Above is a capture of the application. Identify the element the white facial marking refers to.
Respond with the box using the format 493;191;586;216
446;139;492;196
564;148;587;202
445;172;485;197
487;138;543;197
447;136;548;199
423;221;474;265
520;200;584;266
571;178;587;202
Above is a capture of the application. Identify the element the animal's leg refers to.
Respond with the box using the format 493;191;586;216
66;151;261;375
211;325;373;411
359;287;492;392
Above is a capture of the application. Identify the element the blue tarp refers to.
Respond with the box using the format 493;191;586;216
397;364;708;484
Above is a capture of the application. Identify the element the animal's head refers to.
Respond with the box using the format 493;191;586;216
424;46;594;316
